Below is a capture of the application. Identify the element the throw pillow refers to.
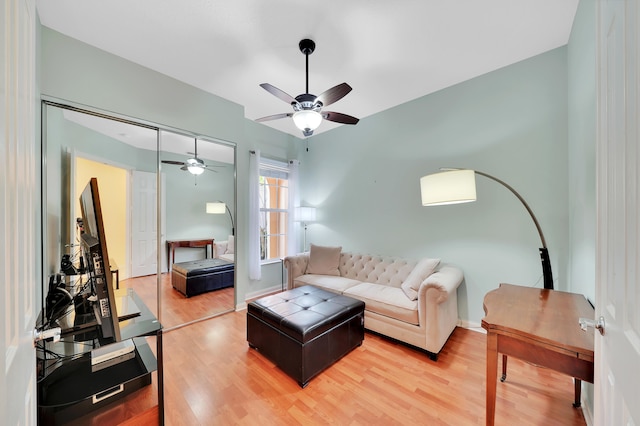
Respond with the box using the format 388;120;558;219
401;258;441;300
306;244;342;276
225;235;235;254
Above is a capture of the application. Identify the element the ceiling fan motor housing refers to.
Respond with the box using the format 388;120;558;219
299;39;316;55
293;93;322;112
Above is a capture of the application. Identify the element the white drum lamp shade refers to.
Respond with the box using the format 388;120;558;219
295;206;317;222
420;169;477;206
206;202;226;214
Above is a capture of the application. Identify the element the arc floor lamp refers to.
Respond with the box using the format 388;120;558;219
420;168;553;290
206;201;235;236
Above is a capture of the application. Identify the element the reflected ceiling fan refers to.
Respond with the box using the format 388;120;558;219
256;39;359;137
161;139;221;175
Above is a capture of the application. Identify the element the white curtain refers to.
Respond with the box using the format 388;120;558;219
287;160;300;256
248;150;261;280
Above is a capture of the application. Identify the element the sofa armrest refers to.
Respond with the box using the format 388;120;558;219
283;254;310;290
419;265;464;304
214;241;228;258
416;264;463;354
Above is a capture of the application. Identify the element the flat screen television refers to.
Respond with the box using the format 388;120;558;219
79;177;121;343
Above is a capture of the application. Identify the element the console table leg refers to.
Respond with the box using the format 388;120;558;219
573;379;582;408
486;332;498;426
501;354;508;382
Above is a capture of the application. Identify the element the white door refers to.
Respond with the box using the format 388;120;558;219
131;170;163;277
0;0;38;423
595;0;640;424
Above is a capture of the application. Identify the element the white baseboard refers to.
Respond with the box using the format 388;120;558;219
458;319;485;334
237;284;284;311
581;387;594;426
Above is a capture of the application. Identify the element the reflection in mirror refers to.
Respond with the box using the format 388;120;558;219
42;102;236;334
159;130;236;329
42;103;160;329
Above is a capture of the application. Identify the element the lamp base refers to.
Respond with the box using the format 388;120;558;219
539;247;554;290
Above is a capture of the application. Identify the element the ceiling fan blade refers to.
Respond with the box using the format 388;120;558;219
162;160;186;166
260;83;297;105
323;111;359;125
255;112;293;122
203;167;219;173
316;83;352;107
180;165;188;171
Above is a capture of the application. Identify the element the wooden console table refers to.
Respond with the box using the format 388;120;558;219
481;283;594;426
166;238;214;271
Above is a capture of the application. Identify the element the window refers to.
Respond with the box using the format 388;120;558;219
259;159;290;261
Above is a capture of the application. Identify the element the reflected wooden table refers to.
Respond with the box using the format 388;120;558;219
166;238;214;271
481;283;594;426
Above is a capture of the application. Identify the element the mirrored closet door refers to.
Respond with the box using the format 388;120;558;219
41;101;236;331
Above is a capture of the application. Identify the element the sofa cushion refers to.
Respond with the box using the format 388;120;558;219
344;283;419;325
294;275;362;294
401;258;441;301
306;244;342;276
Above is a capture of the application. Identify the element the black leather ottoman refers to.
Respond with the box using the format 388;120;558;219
171;258;234;297
247;285;365;388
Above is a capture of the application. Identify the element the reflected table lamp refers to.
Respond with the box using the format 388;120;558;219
295;206;316;251
206;202;235;236
419;168;553;290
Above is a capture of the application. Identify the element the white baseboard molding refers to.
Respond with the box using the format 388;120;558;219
237;284;285;311
457;319;485;334
581;386;594;426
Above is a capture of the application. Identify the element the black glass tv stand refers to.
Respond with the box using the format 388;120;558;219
37;288;163;425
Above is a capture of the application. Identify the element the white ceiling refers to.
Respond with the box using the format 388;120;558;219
37;0;579;138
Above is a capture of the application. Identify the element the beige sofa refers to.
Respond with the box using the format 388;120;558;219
283;244;463;359
213;235;234;262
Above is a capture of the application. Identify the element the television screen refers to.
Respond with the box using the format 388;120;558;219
79;178;121;343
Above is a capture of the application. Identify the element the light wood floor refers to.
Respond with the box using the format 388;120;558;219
69;277;588;426
121;273;235;330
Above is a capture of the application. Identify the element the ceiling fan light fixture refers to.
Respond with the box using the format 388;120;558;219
293;110;322;133
187;165;205;175
186;158;205;175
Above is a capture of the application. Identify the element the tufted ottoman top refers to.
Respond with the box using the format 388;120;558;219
172;258;234;277
248;285;364;344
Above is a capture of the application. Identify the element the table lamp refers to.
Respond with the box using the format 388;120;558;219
295;206;316;251
420;168;553;290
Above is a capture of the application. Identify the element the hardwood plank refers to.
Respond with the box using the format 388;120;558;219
68;276;588;425
123;273;235;330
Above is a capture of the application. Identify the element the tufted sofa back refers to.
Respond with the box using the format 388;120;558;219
338;253;418;288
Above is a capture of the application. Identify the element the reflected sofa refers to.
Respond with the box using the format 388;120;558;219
213;235;234;263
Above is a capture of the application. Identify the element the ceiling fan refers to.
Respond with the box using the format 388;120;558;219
256;39;359;137
161;139;221;175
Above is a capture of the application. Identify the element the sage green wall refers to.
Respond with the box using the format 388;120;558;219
298;47;569;326
39;26;298;306
567;0;596;416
